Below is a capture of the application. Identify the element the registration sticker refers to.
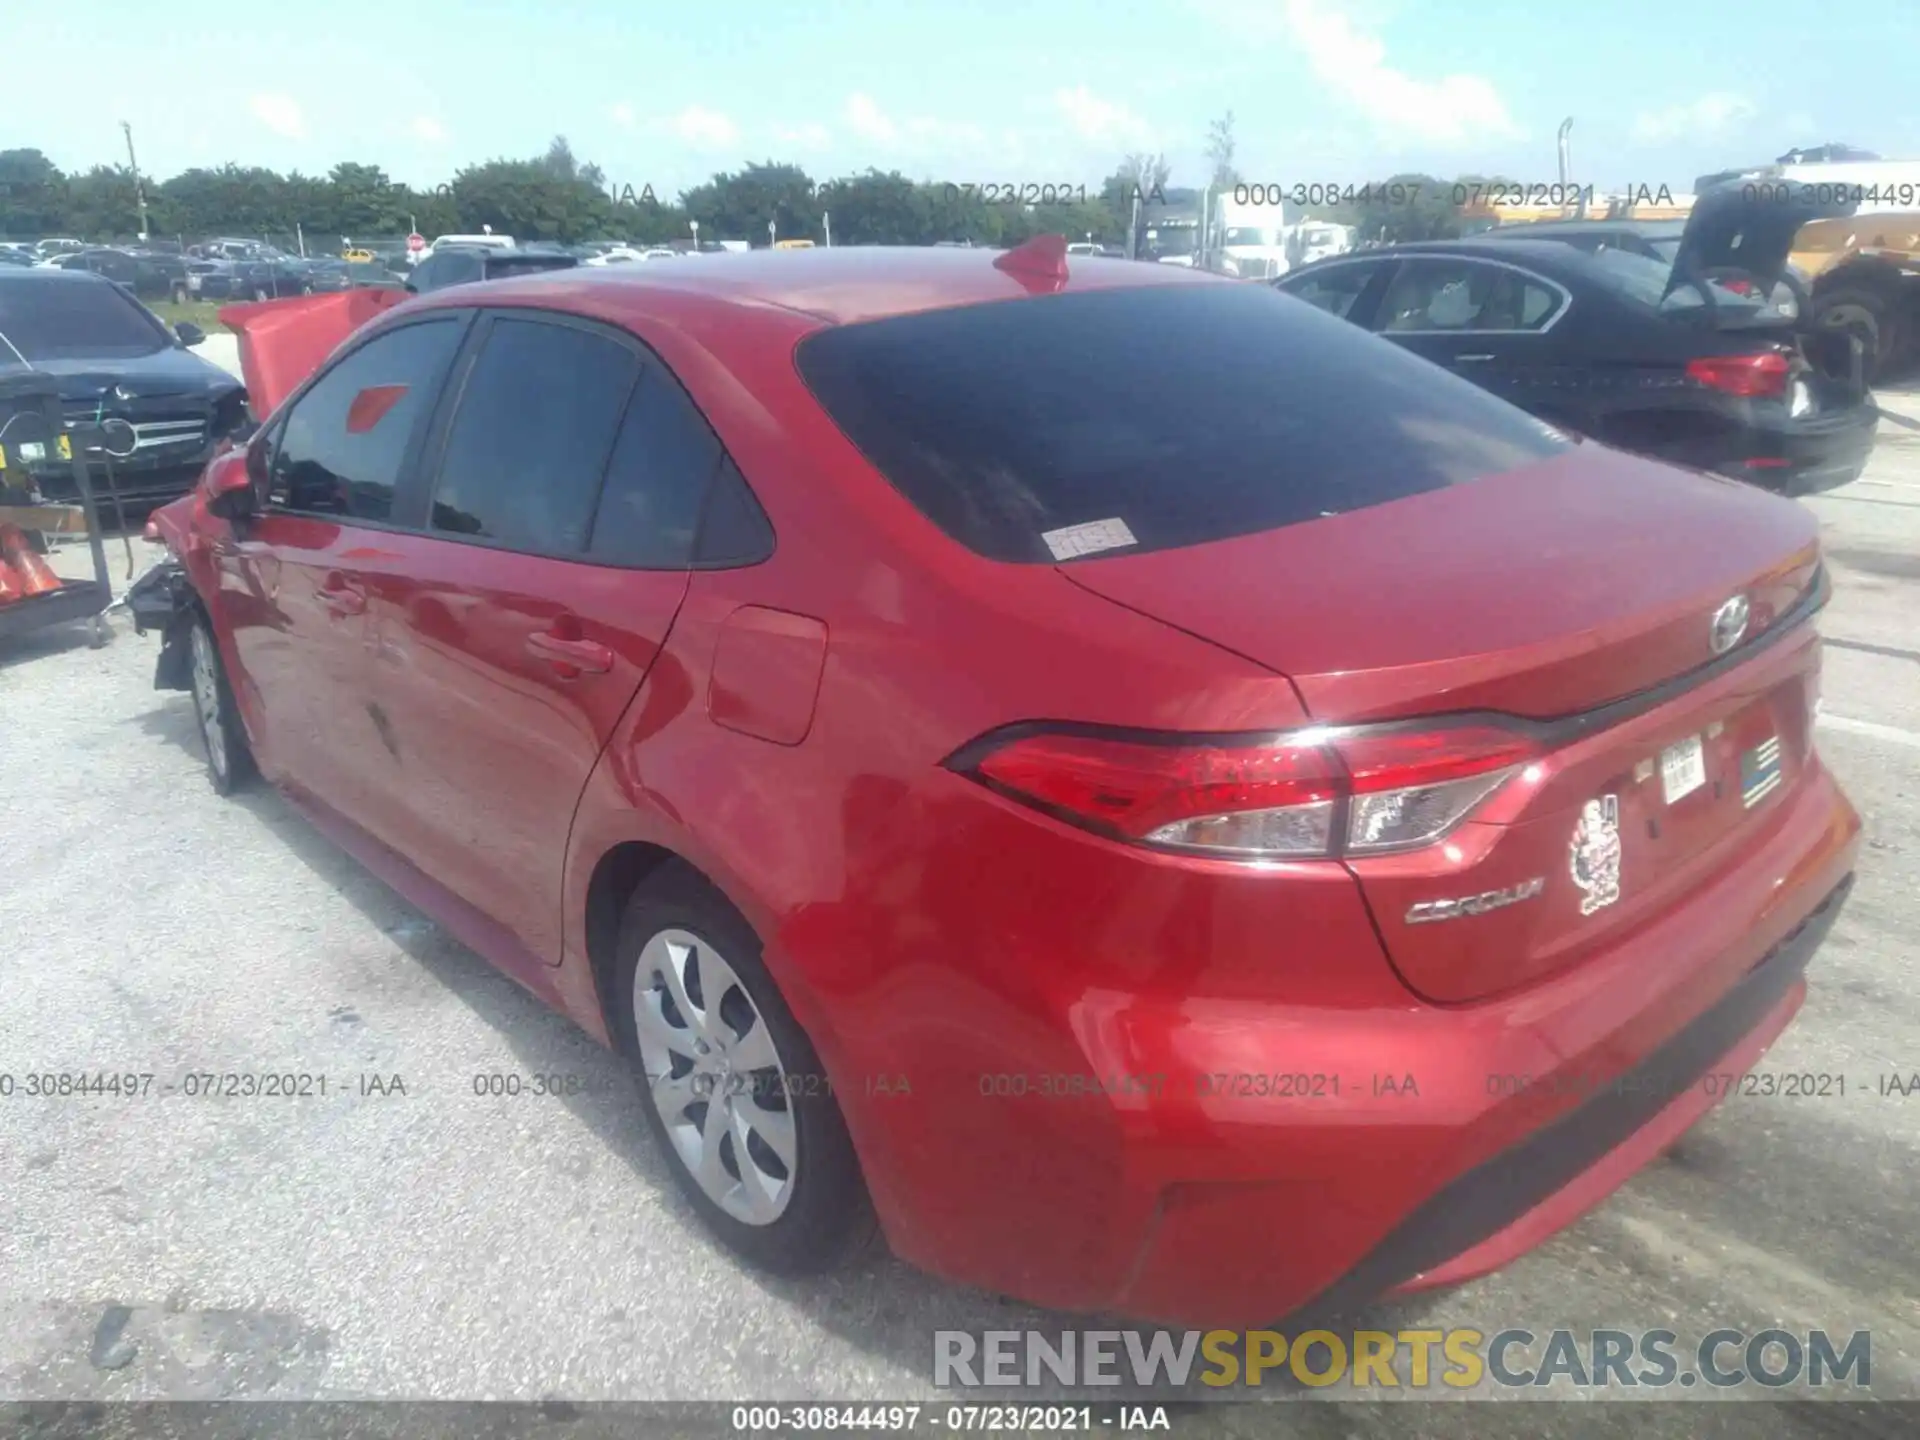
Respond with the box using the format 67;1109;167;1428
1041;517;1138;561
1659;734;1706;805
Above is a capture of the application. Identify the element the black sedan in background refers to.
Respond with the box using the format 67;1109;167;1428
0;269;248;508
404;243;578;294
1275;184;1876;495
303;258;407;293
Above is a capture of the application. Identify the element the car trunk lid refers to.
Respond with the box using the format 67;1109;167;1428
1664;179;1856;301
219;288;409;420
1062;446;1826;1002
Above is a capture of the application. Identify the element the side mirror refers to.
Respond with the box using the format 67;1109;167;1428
205;446;259;521
175;321;205;347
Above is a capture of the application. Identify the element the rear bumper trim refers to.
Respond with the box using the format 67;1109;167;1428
1294;870;1854;1319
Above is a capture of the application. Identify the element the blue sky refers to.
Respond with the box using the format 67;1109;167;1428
14;0;1920;198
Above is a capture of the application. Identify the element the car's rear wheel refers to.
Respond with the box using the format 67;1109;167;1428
612;863;876;1274
188;610;255;795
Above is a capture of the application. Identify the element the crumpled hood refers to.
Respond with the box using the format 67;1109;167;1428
218;288;411;419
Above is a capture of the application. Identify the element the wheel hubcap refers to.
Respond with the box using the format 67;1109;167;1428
190;626;227;775
632;928;797;1224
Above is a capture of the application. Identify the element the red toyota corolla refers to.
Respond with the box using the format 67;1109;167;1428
145;238;1859;1325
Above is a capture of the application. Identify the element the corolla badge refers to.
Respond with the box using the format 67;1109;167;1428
112;385;136;402
1709;594;1750;656
1570;794;1622;916
1405;876;1545;925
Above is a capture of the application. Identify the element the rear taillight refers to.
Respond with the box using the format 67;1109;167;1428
1686;351;1790;398
953;723;1536;860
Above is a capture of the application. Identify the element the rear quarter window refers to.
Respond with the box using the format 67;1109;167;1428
796;283;1569;563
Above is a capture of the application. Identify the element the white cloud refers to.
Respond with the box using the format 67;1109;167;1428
648;106;741;149
1632;93;1757;144
775;122;832;150
1281;0;1519;147
248;93;306;140
410;116;447;144
844;93;898;144
1053;86;1155;147
610;102;637;130
840;94;986;152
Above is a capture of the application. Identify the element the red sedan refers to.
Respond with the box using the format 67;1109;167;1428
147;237;1859;1325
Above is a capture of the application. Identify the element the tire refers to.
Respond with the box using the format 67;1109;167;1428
187;608;256;795
611;862;877;1274
1811;285;1893;379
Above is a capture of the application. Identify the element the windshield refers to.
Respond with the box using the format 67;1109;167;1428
0;277;170;361
1223;227;1281;247
797;284;1566;563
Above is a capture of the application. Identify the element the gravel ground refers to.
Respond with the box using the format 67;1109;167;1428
2;388;1917;1436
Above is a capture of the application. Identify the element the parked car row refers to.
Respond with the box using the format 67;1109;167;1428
119;183;1861;1328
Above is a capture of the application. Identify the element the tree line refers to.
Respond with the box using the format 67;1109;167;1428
0;130;1502;250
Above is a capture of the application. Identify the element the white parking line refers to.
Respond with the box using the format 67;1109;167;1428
1818;712;1920;749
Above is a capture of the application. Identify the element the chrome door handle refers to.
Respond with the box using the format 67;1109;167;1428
527;630;613;674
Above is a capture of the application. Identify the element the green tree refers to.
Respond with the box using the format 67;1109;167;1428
0;148;67;236
682;162;820;244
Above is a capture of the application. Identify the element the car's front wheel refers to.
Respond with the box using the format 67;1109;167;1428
613;863;877;1274
188;610;255;795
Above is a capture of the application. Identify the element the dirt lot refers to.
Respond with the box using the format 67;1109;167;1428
2;393;1917;1434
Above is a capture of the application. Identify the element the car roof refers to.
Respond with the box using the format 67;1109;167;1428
1324;237;1603;276
404;243;1216;328
0;265;116;285
1484;219;1686;238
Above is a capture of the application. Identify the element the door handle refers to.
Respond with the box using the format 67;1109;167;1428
1455;353;1496;363
317;578;366;615
527;629;613;674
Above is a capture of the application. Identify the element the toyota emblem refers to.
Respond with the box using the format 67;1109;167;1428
1709;594;1750;656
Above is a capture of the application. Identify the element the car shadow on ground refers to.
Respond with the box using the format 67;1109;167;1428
122;689;1920;1413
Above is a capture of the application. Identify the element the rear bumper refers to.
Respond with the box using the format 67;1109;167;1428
827;757;1860;1326
1315;870;1849;1312
1701;401;1878;496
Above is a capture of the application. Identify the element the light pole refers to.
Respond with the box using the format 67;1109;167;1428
120;121;149;240
768;218;776;247
824;211;832;247
690;218;700;253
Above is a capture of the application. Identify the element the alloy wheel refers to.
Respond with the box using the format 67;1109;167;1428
189;624;228;780
632;928;798;1224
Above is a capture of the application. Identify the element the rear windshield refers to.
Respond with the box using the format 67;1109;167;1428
0;277;169;361
1582;247;1778;320
796;283;1570;563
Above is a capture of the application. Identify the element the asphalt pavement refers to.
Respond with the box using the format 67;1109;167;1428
1;382;1916;1437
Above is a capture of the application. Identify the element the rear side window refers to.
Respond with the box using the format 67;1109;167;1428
1283;263;1380;320
586;364;720;568
795;284;1568;563
271;318;463;520
1377;259;1561;332
428;317;639;553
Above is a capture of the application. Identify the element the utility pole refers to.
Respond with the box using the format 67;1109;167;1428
121;121;149;240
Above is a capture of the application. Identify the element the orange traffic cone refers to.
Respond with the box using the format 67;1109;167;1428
0;557;23;604
0;522;61;597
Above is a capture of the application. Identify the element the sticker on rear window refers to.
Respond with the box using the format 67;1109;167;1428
1041;517;1137;560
